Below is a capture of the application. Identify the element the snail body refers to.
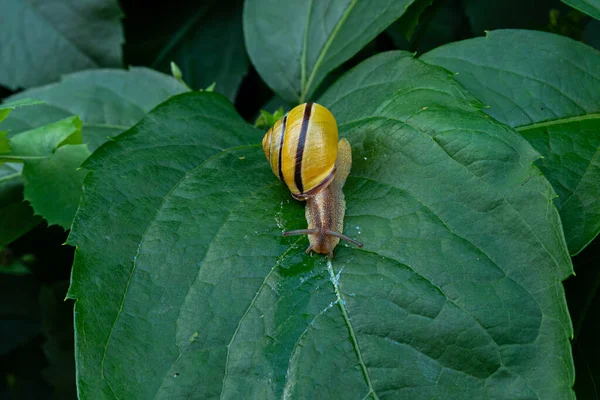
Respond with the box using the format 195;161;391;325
262;102;362;257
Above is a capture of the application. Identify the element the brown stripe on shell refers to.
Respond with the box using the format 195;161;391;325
291;166;336;200
277;115;287;181
294;102;313;194
264;129;271;161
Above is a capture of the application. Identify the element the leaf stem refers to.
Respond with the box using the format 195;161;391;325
0;155;43;161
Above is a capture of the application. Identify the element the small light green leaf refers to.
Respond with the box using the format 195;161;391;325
4;117;82;159
3;68;188;151
562;0;600;20
204;82;217;92
422;29;600;255
255;107;285;129
170;61;184;81
244;0;419;103
2;117;88;229
0;0;123;89
170;62;193;91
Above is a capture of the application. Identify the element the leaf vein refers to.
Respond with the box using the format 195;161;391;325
99;144;259;388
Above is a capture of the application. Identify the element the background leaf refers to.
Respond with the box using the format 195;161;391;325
0;0;123;90
585;18;600;49
562;0;600;20
3;68;188;151
385;0;433;46
422;29;600;255
243;0;418;103
123;0;249;101
0;99;45;123
564;235;600;398
69;50;574;397
40;282;77;399
386;0;469;54
0;165;42;248
0;272;40;355
463;0;563;33
0;100;47;246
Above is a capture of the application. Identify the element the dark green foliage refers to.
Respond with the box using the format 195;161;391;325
1;1;599;399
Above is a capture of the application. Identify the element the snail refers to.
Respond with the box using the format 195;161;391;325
262;102;363;257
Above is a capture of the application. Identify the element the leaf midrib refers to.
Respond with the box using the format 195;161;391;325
326;260;380;400
515;113;600;132
300;0;358;102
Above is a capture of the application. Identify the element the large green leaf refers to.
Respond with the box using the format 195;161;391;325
124;0;249;101
422;30;600;255
562;0;600;20
243;0;418;103
0;0;123;90
4;68;188;151
69;52;573;398
1;117;87;228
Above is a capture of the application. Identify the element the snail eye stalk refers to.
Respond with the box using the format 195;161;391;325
282;229;363;248
282;229;319;236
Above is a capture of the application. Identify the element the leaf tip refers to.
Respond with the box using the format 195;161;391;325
170;62;183;80
203;82;216;92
